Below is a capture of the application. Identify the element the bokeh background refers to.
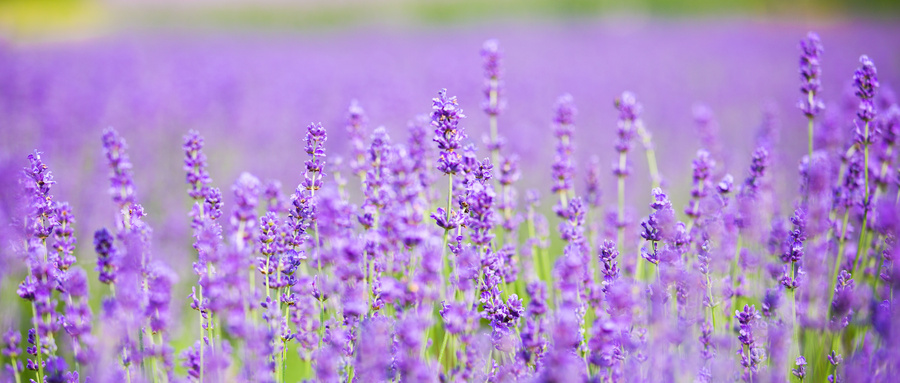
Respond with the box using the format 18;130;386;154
0;0;898;380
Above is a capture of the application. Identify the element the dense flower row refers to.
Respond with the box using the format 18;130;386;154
2;32;900;383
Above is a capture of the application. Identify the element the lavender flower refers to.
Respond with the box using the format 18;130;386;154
854;55;879;124
303;122;328;192
685;150;714;226
94;228;117;285
346;100;369;178
779;207;806;289
231;172;261;250
551;94;576;215
465;158;496;247
51;202;76;272
798;32;825;118
791;356;807;381
481;39;504;117
614;92;641;251
183;130;212;201
640;188;676;266
432;88;467;176
101;127;137;208
734;305;761;381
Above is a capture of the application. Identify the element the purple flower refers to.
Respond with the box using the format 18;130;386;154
481;39;505;118
94;228;117;285
640;188;677;266
735;305;761;381
51;202;76;271
432;88;467;175
183;130;212;201
740;146;768;199
464;159;496;246
614;92;640;157
598;239;620;287
585;155;601;208
798;32;825;118
22;151;56;241
854;55;879;123
685;150;714;221
346;100;369;177
101;127;137;208
303;122;328;192
441;301;476;335
779;207;806;289
262;180;287;215
791;356;807;381
551;94;576;206
231;172;261;250
830;270;855;322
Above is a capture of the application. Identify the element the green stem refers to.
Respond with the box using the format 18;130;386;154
728;234;743;328
440;174;454;301
437;332;451;370
853;121;871;280
617;155;626;259
637;125;661;189
706;272;717;332
807;107;814;163
829;210;851;307
31;302;44;383
198;286;205;383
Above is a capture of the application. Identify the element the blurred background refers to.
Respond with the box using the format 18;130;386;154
0;0;898;378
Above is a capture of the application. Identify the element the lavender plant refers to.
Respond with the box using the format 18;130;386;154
2;32;899;383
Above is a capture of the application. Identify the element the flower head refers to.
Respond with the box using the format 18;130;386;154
854;55;879;122
798;32;825;117
432;89;467;175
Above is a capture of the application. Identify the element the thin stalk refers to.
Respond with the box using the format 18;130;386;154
728;234;743;328
437;332;451;370
440;174;454;301
31;302;44;383
807;99;814;162
637;125;661;189
198;286;205;383
853;121;872;280
829;210;851;306
617;154;626;259
489;85;500;169
706;272;717;332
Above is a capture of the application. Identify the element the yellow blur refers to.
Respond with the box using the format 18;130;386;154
0;0;106;39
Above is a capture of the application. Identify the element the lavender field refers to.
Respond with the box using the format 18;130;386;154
1;17;900;383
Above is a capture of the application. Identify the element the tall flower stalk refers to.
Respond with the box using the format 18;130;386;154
481;39;505;168
851;55;879;281
430;88;466;301
614;92;640;275
799;32;824;161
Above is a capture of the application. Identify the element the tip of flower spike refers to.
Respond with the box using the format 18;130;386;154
859;54;875;69
800;32;823;54
553;94;576;125
615;92;641;120
482;38;499;53
349;99;364;114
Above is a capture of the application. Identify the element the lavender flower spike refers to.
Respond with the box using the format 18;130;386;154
799;32;824;158
346;100;369;178
614;91;640;260
851;55;879;285
482;39;505;162
101;127;137;208
854;55;879;124
551;94;576;217
432;88;467;176
183;130;212;202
